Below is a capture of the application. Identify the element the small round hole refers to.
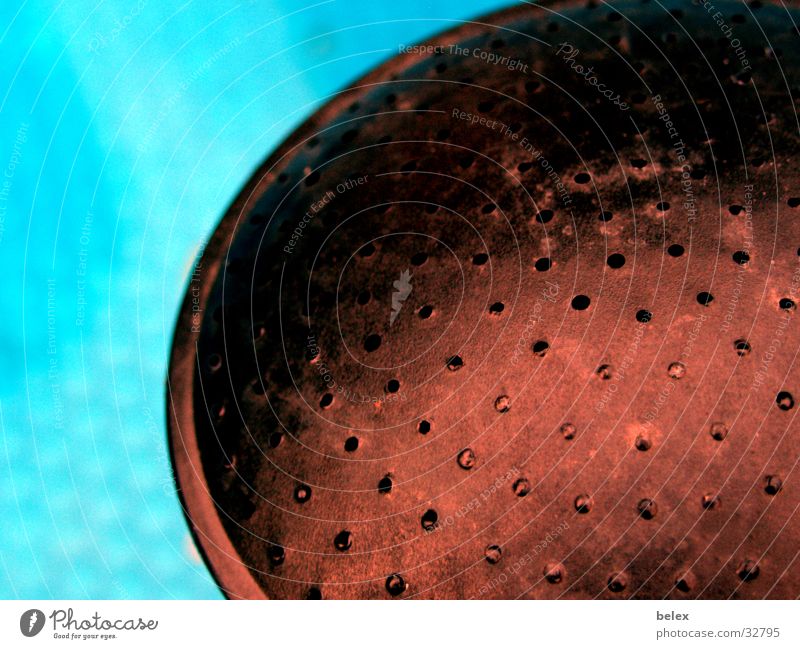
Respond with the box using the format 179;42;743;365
268;544;285;566
596;364;612;380
484;544;502;564
410;252;428;266
447;355;464;371
418;420;431;434
489;302;505;315
532;340;549;357
334;530;352;551
386;379;400;393
543;563;564;584
571;295;591;310
607;253;626;269
294;484;312;503
494;395;511;413
607;572;628;593
667;244;684;257
667;362;686;379
525;80;541;93
421;509;438;531
776;391;794;410
473;253;489;265
535;257;551;272
764;475;782;495
418;305;433;319
710;422;728;441
458;154;475;169
732;251;750;265
536;209;554;223
574;172;591;184
457;448;476;470
357;290;371;305
656;201;671;211
737;560;759;582
344;436;360;452
364;333;382;352
574;494;592;513
378;475;393;494
636;309;652;323
779;298;796;311
385;574;406;596
697;291;714;306
320;393;334;409
513;478;531;497
637;498;658;520
734;339;751;356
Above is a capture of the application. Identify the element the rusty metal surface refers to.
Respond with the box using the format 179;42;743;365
167;0;800;599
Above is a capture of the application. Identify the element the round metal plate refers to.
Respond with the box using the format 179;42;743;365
168;0;800;599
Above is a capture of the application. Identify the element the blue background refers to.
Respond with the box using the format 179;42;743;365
0;0;508;598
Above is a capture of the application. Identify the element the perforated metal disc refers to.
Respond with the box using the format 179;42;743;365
168;0;800;599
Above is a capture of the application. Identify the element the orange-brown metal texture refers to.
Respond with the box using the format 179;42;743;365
167;0;800;599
